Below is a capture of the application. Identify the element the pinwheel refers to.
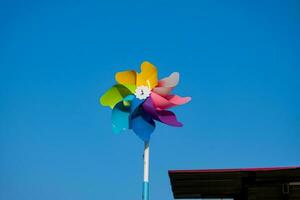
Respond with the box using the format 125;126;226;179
99;61;191;200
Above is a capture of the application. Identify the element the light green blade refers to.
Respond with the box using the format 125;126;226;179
100;84;136;109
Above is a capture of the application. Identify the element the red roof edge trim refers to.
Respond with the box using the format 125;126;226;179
169;166;300;174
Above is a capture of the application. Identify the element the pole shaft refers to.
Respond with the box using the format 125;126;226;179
143;142;149;200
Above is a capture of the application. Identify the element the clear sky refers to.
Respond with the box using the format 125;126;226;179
0;0;299;199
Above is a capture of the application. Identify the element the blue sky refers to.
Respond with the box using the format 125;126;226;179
0;0;299;199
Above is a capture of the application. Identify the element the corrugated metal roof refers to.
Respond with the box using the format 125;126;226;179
169;166;300;199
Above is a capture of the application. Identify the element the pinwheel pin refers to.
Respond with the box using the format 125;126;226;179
100;61;191;200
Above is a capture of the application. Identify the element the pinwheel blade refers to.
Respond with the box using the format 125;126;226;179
158;72;179;87
131;110;155;142
155;110;183;127
152;87;173;96
150;92;191;110
142;97;183;127
111;101;131;133
115;70;137;85
153;72;180;96
130;97;144;114
100;84;136;109
136;61;158;89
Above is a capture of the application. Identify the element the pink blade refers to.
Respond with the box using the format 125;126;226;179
151;92;191;110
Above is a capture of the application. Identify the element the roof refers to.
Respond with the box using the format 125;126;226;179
169;166;300;199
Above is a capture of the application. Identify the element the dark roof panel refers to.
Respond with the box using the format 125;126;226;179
169;166;300;199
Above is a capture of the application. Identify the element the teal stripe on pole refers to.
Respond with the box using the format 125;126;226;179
142;181;149;200
143;142;149;200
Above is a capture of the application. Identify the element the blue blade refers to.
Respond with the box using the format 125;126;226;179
131;109;155;142
130;97;144;114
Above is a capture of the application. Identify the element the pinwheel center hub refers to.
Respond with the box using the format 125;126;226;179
135;86;151;100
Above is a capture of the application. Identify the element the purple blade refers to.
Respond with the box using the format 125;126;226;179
142;97;182;127
156;110;182;127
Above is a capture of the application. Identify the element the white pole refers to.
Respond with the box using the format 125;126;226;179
143;142;149;200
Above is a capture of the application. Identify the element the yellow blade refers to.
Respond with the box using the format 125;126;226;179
115;70;137;85
136;61;158;89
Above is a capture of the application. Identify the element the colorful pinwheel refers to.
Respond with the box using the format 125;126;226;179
99;61;191;200
100;61;191;141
